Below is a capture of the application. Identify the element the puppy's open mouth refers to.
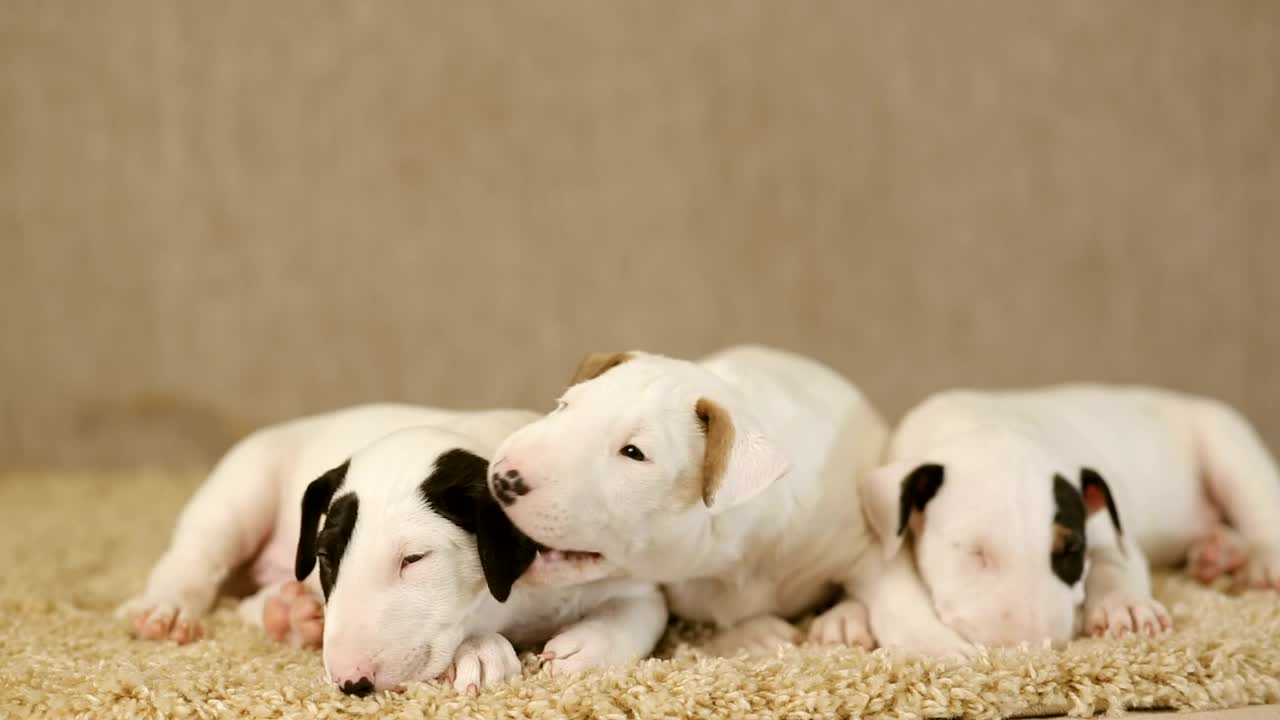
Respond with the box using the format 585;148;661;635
533;543;604;565
525;542;614;585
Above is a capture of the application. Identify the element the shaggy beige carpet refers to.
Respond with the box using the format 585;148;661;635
2;469;1279;719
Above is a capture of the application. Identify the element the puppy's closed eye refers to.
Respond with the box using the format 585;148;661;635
400;552;430;570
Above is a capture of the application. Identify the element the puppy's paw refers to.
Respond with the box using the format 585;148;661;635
1084;594;1172;639
119;594;207;644
540;624;620;677
807;600;875;650
440;633;521;695
262;581;324;649
874;625;976;659
1233;544;1280;591
705;614;802;657
1187;524;1248;584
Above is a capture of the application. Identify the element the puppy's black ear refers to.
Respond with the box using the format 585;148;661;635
420;449;539;603
295;461;348;581
474;498;539;603
1080;467;1123;536
898;463;945;537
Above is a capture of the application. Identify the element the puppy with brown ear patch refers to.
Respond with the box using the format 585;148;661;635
485;344;900;657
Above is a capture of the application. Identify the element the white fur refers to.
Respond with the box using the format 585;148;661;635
487;345;897;653
120;404;666;693
865;385;1280;647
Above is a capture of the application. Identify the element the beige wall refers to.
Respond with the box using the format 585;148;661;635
3;1;1278;467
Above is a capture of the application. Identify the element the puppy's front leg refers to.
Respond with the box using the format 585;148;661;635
1083;534;1171;638
846;546;974;658
442;633;522;696
540;584;667;676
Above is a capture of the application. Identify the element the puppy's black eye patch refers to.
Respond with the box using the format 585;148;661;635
316;493;359;599
1051;475;1087;586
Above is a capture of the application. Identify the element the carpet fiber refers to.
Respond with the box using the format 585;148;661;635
2;469;1279;719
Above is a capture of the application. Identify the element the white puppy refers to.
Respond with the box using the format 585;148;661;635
862;385;1280;647
484;345;898;654
121;404;666;695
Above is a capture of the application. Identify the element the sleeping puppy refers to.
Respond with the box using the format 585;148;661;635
483;345;901;656
862;385;1280;647
121;404;666;694
295;425;667;695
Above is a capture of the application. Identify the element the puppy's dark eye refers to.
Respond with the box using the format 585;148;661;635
619;444;646;462
971;547;991;569
401;552;428;569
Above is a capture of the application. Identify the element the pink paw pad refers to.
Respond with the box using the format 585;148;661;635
263;581;324;649
1187;525;1247;584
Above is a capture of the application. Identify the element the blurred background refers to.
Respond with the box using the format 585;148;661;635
2;2;1277;469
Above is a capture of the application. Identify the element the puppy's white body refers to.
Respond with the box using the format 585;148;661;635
491;345;894;652
122;404;666;693
662;347;886;625
875;385;1280;646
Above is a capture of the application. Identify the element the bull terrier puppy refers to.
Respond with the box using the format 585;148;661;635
483;345;945;656
121;404;666;694
861;385;1280;647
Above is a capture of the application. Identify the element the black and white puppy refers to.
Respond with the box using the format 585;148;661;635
122;404;667;696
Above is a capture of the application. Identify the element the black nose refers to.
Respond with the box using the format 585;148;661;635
491;469;532;507
340;677;374;697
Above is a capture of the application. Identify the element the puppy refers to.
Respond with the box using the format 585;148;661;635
121;404;666;694
861;385;1280;647
484;345;895;655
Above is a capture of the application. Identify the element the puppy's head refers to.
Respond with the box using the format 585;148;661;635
486;351;791;584
293;428;538;695
861;432;1124;647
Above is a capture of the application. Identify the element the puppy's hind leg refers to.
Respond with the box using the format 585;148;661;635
119;429;286;643
703;614;803;658
238;579;324;649
1192;399;1280;590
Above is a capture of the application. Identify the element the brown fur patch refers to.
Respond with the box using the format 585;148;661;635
569;351;633;385
1052;523;1074;554
695;397;735;507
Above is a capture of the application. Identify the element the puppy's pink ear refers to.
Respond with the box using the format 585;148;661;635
696;397;791;515
860;462;945;558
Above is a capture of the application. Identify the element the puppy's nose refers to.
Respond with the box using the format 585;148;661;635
340;676;374;697
490;460;533;507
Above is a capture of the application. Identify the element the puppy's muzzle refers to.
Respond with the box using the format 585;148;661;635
490;461;532;506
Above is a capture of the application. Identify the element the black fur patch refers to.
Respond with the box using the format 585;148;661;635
897;463;945;536
315;493;358;599
294;461;349;584
419;448;539;603
1051;474;1087;586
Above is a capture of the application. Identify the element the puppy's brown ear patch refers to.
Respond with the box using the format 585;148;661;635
696;397;735;507
570;351;632;385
